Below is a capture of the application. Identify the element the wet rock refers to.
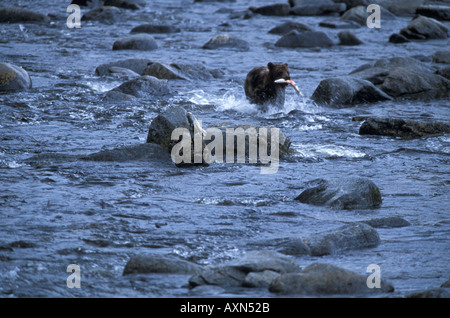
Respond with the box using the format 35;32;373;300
436;65;450;80
389;33;410;43
103;0;146;10
304;223;380;256
250;4;291;16
123;254;202;275
319;18;361;29
334;0;369;9
81;143;171;162
433;49;450;64
341;5;367;25
378;0;424;16
359;117;450;139
269;263;394;295
228;9;254;19
130;24;180;34
416;4;450;21
243;270;281;288
295;177;382;209
275;30;334;48
110;75;170;98
0;6;49;23
142;62;222;81
362;216;410;228
104;66;140;79
380;68;450;100
441;278;450;288
0;62;32;91
247;238;311;256
399;15;448;40
82;6;121;24
95;58;152;75
311;76;392;107
202;34;250;51
112;34;158;51
188;250;301;288
290;0;347;16
337;30;363;45
406;288;450;298
268;21;312;34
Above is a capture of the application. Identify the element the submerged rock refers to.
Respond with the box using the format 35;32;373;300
103;0;146;10
406;288;450;298
290;0;347;16
359;117;450;139
82;6;121;24
202;34;250;51
361;216;410;228
188;250;301;288
304;223;380;256
319;18;361;29
337;30;363;45
250;4;290;16
81;143;171;162
95;58;152;76
142;62;222;81
0;6;49;23
311;76;392;107
130;24;180;34
268;21;312;34
112;34;158;51
123;254;202;275
295;177;382;209
110;75;170;99
416;4;450;21
269;263;394;295
0;62;32;91
275;30;334;48
433;49;450;64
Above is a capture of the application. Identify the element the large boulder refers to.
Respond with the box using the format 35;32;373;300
269;263;394;295
289;0;347;16
376;0;424;16
294;177;382;209
112;34;158;51
399;15;448;40
275;30;334;48
202;34;250;51
188;251;301;288
0;6;49;23
109;75;171;98
95;58;152;76
416;4;450;21
311;76;392;107
123;254;202;275
359;117;450;139
0;62;32;91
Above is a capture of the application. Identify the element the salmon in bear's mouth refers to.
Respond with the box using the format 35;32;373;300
274;78;303;96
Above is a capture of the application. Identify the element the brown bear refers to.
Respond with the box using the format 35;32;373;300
244;62;301;111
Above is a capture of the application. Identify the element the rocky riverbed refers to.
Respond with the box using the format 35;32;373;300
0;0;449;298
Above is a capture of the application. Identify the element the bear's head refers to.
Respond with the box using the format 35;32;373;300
268;62;290;83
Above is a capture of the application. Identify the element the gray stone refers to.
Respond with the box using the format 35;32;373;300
400;15;448;40
376;0;424;16
433;49;450;64
341;5;368;25
311;76;392;107
275;30;334;48
269;263;394;295
112;34;158;51
436;65;450;80
123;254;202;275
81;143;171;162
247;237;311;256
416;4;450;21
95;58;153;75
268;21;312;34
362;216;410;228
295;177;383;209
82;6;121;24
337;30;363;45
0;62;32;92
359;117;450;139
0;6;49;23
250;4;291;16
290;0;347;16
389;33;410;43
104;0;146;10
142;62;222;81
243;270;281;288
104;66;140;79
406;288;450;298
319;18;361;29
130;24;180;34
304;223;380;256
202;34;250;51
111;75;170;98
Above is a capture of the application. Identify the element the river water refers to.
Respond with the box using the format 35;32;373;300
0;0;449;298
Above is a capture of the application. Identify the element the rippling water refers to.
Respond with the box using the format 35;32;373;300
0;0;449;298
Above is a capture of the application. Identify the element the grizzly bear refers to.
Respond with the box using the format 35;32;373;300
244;62;300;111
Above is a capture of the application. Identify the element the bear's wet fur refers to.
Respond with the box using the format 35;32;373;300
244;62;290;110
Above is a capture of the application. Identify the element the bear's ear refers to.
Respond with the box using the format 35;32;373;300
268;62;274;70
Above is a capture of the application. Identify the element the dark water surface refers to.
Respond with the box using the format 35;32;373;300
0;0;449;298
